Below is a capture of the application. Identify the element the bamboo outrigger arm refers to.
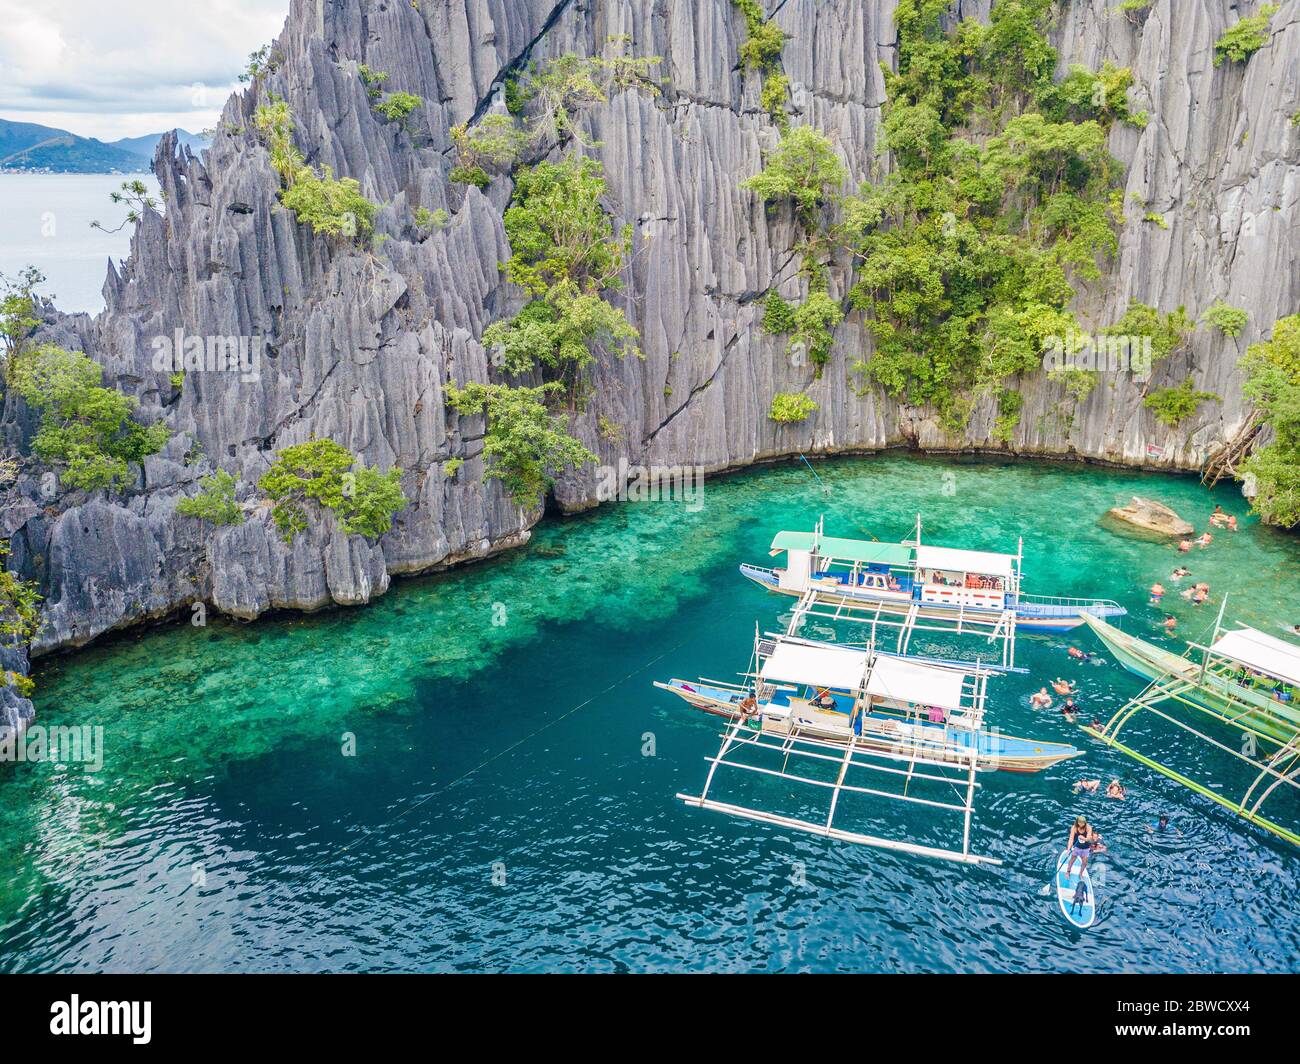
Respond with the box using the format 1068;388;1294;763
674;793;1002;866
1086;675;1300;849
675;633;1003;866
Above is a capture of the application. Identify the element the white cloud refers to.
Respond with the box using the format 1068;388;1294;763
0;0;288;140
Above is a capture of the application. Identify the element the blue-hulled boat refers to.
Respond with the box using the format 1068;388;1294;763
740;517;1125;633
656;633;1081;774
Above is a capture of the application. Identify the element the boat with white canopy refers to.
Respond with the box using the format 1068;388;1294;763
658;632;1080;773
740;517;1124;641
1082;602;1300;848
660;629;1080;867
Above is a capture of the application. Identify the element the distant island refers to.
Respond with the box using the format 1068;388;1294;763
0;119;208;173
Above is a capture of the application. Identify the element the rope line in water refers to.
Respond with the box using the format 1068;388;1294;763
305;601;759;879
799;453;830;495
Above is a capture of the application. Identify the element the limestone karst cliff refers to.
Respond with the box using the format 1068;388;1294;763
0;0;1297;742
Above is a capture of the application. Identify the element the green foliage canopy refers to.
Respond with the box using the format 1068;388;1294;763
12;345;169;491
176;469;244;526
258;439;407;541
445;381;596;505
1241;315;1300;526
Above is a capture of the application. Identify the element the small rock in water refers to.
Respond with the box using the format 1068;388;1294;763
1104;496;1195;537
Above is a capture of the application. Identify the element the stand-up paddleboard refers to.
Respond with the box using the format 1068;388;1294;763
1055;848;1096;928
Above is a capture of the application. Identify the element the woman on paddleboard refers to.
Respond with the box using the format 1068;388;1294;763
1064;815;1095;879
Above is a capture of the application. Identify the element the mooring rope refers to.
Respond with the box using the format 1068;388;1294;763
798;453;830;495
297;601;758;882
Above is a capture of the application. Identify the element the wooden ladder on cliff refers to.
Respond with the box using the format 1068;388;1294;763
1201;409;1264;488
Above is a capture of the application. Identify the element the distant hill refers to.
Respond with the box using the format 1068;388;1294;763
111;129;209;161
0;119;207;173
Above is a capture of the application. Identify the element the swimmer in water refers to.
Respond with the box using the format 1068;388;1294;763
1197;532;1213;548
1067;646;1092;661
1030;687;1053;709
1062;697;1080;723
1073;778;1100;794
1177;539;1192;553
1171;566;1190;580
1052;677;1077;697
1163;614;1177;633
1146;814;1182;835
1226;514;1238;531
1149;582;1165;604
1106;779;1127;800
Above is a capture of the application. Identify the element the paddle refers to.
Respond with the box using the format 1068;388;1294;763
1039;850;1069;896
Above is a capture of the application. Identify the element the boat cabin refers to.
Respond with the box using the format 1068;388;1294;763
767;530;914;597
754;637;980;740
762;518;1021;610
1198;626;1300;708
914;545;1016;611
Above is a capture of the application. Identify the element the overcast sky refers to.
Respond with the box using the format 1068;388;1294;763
0;0;288;141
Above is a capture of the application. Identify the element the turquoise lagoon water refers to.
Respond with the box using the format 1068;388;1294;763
1;453;1298;972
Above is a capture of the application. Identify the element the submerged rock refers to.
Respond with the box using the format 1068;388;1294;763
1106;496;1195;537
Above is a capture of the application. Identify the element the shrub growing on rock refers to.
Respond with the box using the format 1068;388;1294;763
1201;300;1248;338
176;469;244;526
768;391;818;423
444;381;596;505
1213;6;1280;67
12;345;169;492
741;126;845;219
259;439;407;541
1143;380;1219;427
1241;315;1300;526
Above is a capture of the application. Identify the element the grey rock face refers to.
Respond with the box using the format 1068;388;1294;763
0;640;33;744
1;0;1297;684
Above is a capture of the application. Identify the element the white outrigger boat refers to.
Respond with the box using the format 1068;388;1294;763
1082;601;1300;848
740;518;1125;645
659;630;1081;866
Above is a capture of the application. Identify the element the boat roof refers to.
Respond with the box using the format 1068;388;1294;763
768;531;913;567
915;544;1015;577
1209;627;1300;687
760;640;868;690
759;638;970;709
866;654;967;711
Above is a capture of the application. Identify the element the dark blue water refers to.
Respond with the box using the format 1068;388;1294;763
2;454;1297;971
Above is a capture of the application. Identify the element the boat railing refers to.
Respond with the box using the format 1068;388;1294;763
740;562;775;577
1017;592;1123;611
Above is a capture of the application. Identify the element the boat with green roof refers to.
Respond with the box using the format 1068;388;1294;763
740;517;1125;633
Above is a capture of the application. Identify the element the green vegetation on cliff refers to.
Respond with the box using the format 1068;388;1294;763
1143;380;1218;427
445;381;597;505
1241;315;1300;526
769;391;818;423
254;101;378;241
12;345;169;492
0;542;40;644
481;156;639;398
176;469;244;526
449;40;662;188
444;47;663;507
258;440;407;541
0;268;45;368
1213;5;1280;67
731;0;789;127
742;126;846;221
842;0;1129;429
